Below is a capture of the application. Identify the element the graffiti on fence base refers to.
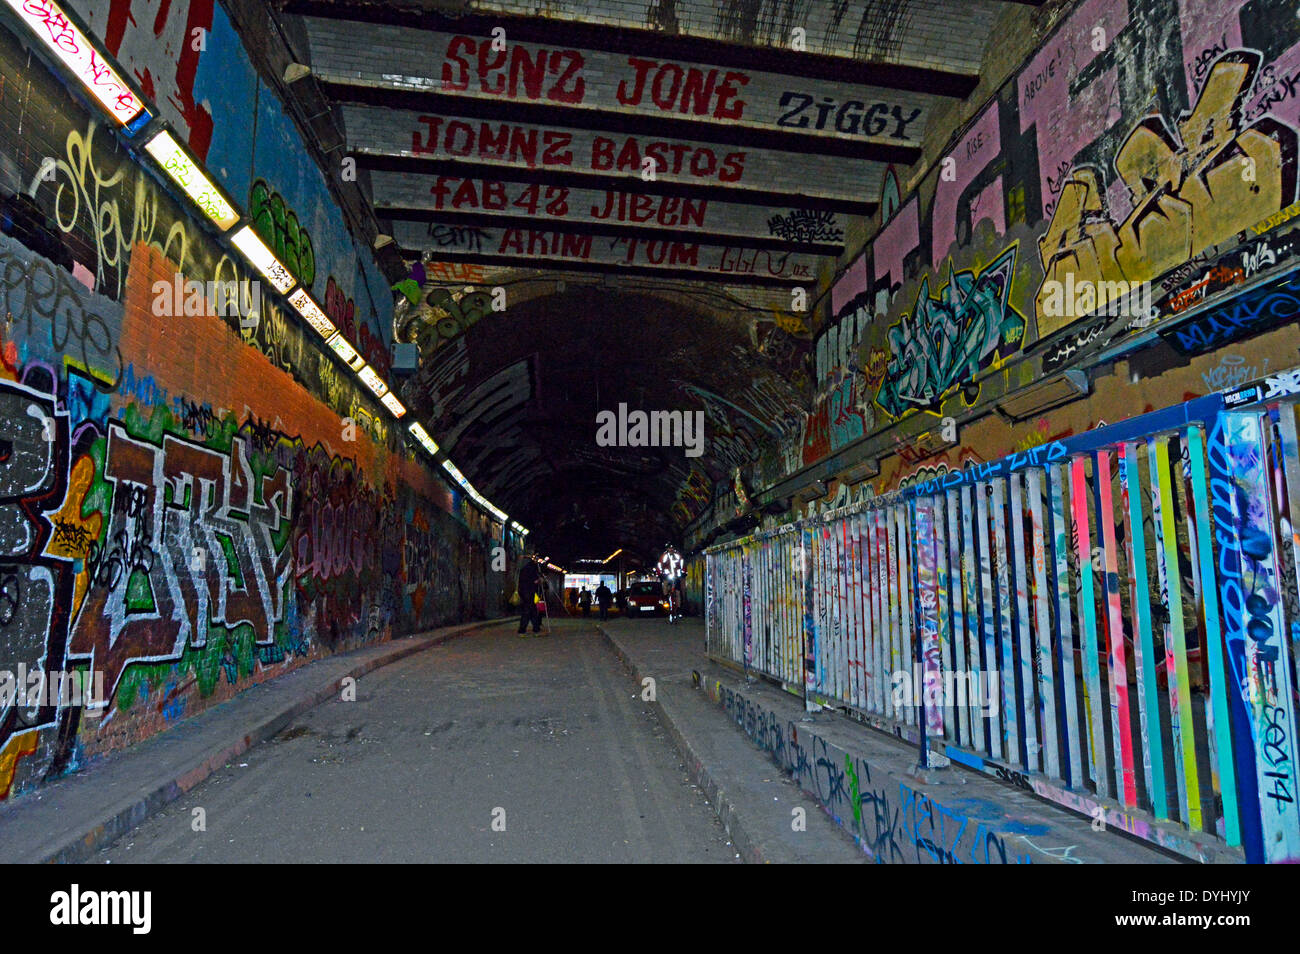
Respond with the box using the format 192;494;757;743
709;681;1034;863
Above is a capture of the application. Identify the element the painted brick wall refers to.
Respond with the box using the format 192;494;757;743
66;0;397;379
745;0;1300;498
0;19;509;802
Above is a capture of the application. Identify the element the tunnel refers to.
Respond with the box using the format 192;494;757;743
0;0;1298;888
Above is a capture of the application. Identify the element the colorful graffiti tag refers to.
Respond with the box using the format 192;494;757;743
1037;52;1299;337
877;247;1025;417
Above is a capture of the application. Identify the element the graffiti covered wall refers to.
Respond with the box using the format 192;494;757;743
0;19;503;801
768;0;1300;491
67;0;396;379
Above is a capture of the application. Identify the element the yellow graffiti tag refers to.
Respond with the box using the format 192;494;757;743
0;731;38;799
43;455;103;619
1037;54;1294;337
770;306;809;336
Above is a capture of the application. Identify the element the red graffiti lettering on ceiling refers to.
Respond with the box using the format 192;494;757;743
441;35;585;104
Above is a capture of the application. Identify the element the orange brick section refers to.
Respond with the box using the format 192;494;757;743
120;241;453;511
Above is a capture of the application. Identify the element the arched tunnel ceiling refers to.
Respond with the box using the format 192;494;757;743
403;284;809;560
263;0;1045;561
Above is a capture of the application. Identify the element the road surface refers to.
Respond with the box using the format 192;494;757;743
96;620;739;863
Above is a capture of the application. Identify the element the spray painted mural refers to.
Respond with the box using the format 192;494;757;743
783;0;1300;486
67;0;396;379
876;247;1026;417
0;24;504;801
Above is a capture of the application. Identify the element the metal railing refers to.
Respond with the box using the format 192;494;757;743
705;371;1300;863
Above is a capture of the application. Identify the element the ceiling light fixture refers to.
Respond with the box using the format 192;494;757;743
230;226;296;293
6;0;148;130
440;459;508;522
288;288;337;338
144;130;239;231
380;391;406;418
356;364;388;399
409;422;440;455
325;333;366;371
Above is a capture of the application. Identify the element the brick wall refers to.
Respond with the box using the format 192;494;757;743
0;18;509;802
742;0;1300;502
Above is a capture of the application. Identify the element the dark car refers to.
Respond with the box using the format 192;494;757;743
625;580;669;617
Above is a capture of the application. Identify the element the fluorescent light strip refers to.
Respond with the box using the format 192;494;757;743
288;288;337;338
441;459;506;520
326;333;366;371
408;422;440;455
357;364;388;398
144;131;239;231
442;460;467;485
380;391;406;418
7;0;145;126
231;226;296;293
8;6;435;489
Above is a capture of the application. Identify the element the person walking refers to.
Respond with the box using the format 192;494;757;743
579;587;593;618
595;581;613;621
517;555;544;636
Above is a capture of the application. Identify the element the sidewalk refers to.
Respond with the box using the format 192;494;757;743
0;618;506;864
598;618;866;863
598;617;1187;864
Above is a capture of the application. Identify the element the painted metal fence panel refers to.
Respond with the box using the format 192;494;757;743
705;378;1300;862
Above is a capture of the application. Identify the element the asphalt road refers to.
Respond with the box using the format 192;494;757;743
95;620;739;863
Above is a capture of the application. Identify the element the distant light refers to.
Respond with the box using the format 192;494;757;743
144;131;239;231
603;548;623;563
326;332;366;371
409;422;440;455
357;364;388;398
288;288;336;338
7;0;146;127
231;226;296;293
546;563;564;573
380;391;406;418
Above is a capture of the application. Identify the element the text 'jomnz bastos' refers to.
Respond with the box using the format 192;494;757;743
596;404;705;457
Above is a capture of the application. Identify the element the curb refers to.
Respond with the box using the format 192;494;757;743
38;618;505;864
597;624;773;865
